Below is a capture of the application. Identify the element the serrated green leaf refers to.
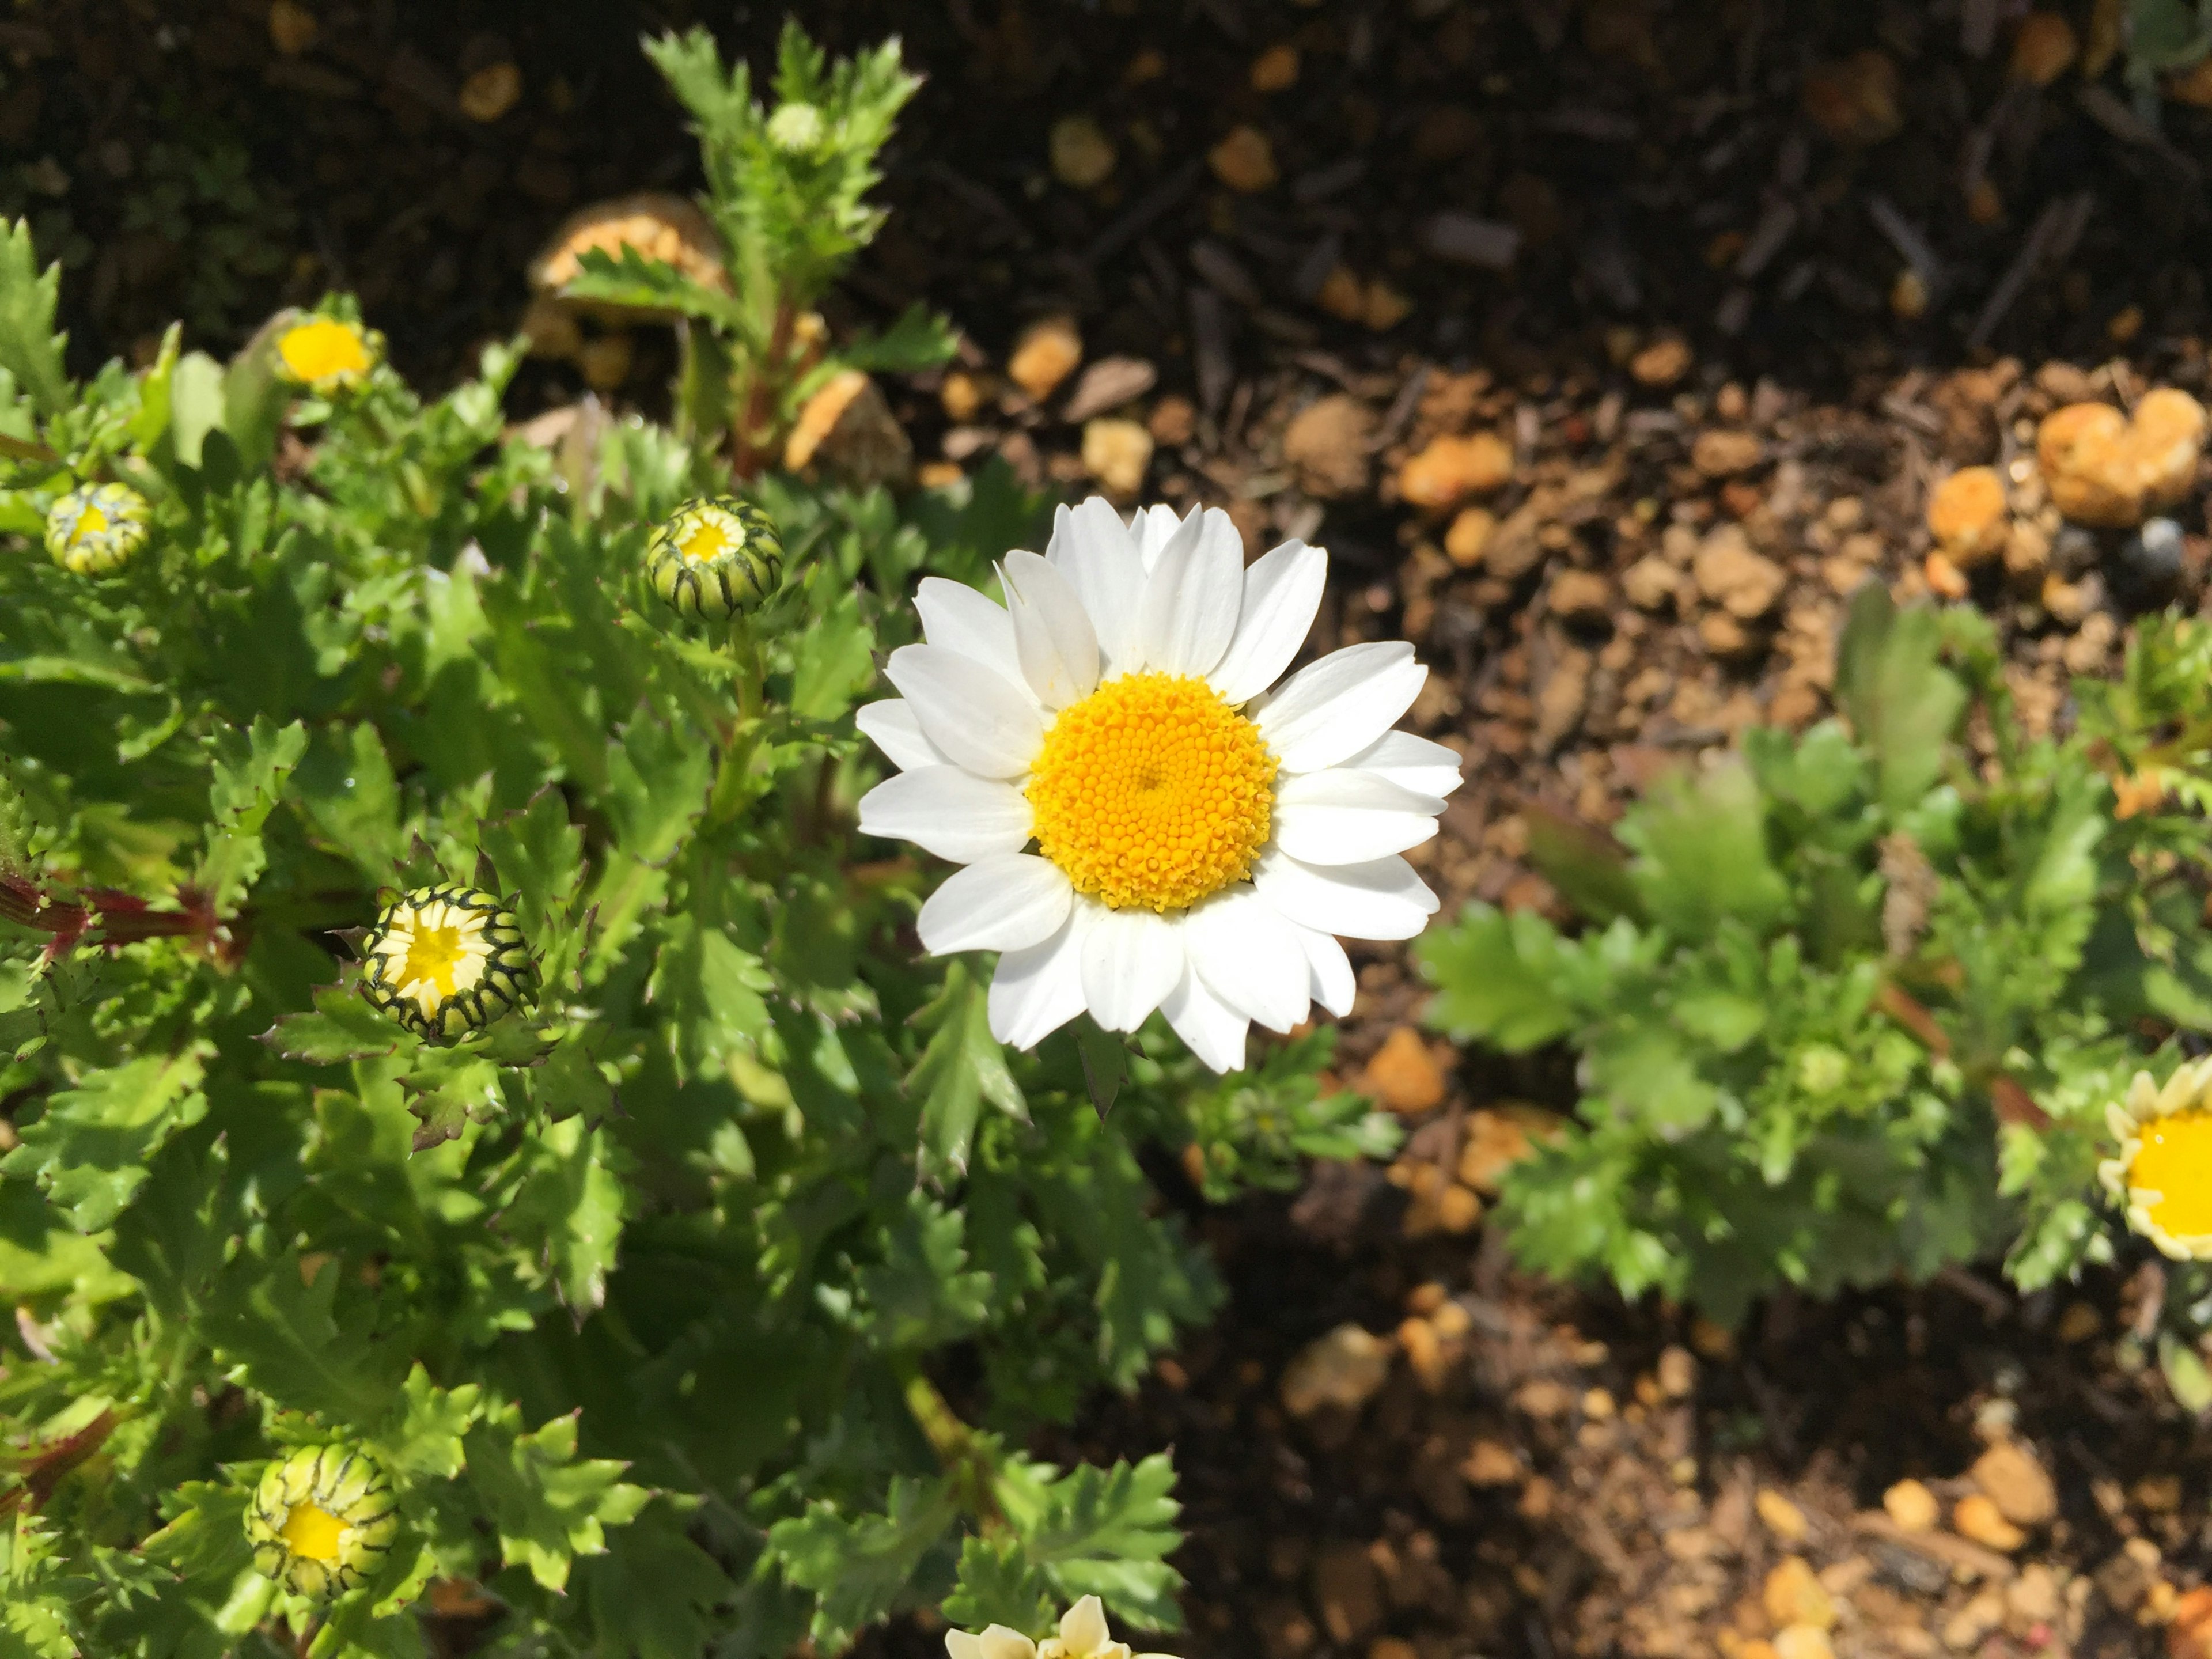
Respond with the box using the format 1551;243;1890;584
196;715;308;910
263;981;414;1066
565;246;747;332
1;1048;209;1230
912;960;1027;1182
1416;903;1580;1050
766;1475;957;1649
0;220;68;416
1834;585;1967;816
204;1253;404;1422
838;304;959;375
466;1403;650;1594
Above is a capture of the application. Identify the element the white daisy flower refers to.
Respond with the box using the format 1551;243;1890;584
857;498;1461;1072
2099;1056;2212;1260
945;1594;1175;1659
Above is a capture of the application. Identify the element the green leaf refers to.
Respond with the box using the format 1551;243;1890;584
575;1501;736;1659
1524;805;1645;925
1;1048;210;1230
166;350;226;469
604;708;714;865
786;588;877;722
372;1363;482;1482
565;245;748;332
854;1191;993;1351
647;914;772;1081
506;1117;626;1314
1833;585;1967;816
263;981;414;1066
1416;903;1580;1050
839;304;959;375
204;1252;404;1421
991;1454;1184;1633
2163;1334;2212;1414
196;715;309;910
138;1481;255;1583
911;960;1026;1182
0;219;68;416
466;1402;650;1594
766;1475;958;1649
1622;763;1789;939
404;1055;506;1152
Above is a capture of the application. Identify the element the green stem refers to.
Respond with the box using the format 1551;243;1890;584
706;615;767;825
900;1368;1002;1532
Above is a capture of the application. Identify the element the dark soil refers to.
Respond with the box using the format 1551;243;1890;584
20;2;2212;1655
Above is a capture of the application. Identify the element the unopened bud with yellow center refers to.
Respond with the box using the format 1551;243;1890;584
245;1444;400;1600
275;315;380;394
359;883;536;1043
645;495;784;621
2101;1056;2212;1259
44;482;150;577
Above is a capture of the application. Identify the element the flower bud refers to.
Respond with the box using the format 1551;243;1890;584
275;315;380;394
645;495;785;620
359;883;537;1043
767;101;828;154
245;1444;400;1600
44;482;150;576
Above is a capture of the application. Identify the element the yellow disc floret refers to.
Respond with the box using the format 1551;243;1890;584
245;1443;400;1601
276;316;377;392
1025;672;1276;913
2127;1110;2212;1240
2101;1056;2212;1259
359;882;536;1044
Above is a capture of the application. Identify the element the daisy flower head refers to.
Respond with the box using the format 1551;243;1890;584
245;1442;400;1601
945;1596;1175;1659
857;498;1461;1073
275;314;380;395
645;495;785;621
2100;1056;2212;1259
359;883;537;1043
44;481;150;576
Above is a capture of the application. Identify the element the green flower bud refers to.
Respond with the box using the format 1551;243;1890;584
359;883;537;1044
767;101;828;153
645;495;784;621
44;482;150;577
245;1444;400;1601
275;315;380;393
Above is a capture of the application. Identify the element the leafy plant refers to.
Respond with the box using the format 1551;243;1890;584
562;23;956;477
0;31;1328;1652
1418;586;2212;1327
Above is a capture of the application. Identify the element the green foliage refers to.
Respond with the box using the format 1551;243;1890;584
1419;589;2209;1324
0;51;1324;1647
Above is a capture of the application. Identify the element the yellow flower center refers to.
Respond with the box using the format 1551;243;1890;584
679;518;732;562
2130;1109;2212;1239
280;1501;347;1563
400;922;469;998
1025;671;1275;912
279;319;371;384
76;505;107;538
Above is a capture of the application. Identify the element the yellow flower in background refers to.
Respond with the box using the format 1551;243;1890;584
245;1444;400;1600
645;495;785;620
945;1596;1175;1659
44;482;150;576
2100;1056;2212;1259
276;315;379;393
359;883;536;1043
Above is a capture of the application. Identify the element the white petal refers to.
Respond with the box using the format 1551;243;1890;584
1272;770;1448;864
857;767;1032;863
1287;920;1357;1016
1255;641;1429;774
1047;499;1143;673
1134;506;1243;677
1251;849;1440;940
1185;887;1312;1033
978;1631;1040;1659
988;910;1090;1051
946;1634;983;1659
1131;503;1184;572
885;645;1046;779
854;699;945;772
1080;905;1185;1032
1001;550;1100;710
1060;1597;1110;1659
914;577;1030;694
1209;539;1327;705
1342;729;1466;798
917;854;1074;955
1160;961;1250;1073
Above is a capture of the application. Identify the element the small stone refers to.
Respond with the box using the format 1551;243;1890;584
1398;1316;1447;1390
1316;267;1368;324
1927;466;2010;567
1311;1543;1383;1643
1009;316;1084;401
1692;429;1765;478
2057;1301;2103;1342
1951;1493;2027;1552
1772;1626;1833;1659
786;371;913;487
2037;390;2208;528
1657;1346;1695;1397
1514;1378;1573;1419
2008;1564;2061;1625
1368;1639;1416;1659
1971;1441;2058;1527
939;371;986;423
1419;211;1522;270
1923;551;1969;600
519;294;584;360
1148;395;1196;447
1081;418;1154;498
1549;569;1613;623
1280;1324;1392;1418
1756;1488;1809;1543
1941;1589;2005;1652
916;461;964;491
1360;1027;1449;1115
2115;517;2186;612
2010;12;2078;85
1283;394;1376;500
1694;525;1788;619
1443;507;1497;569
1699;613;1758;659
1884;1479;1940;1533
1398;431;1514;510
1209;125;1279;192
2170;1585;2212;1659
1251;43;1301;92
1764;1559;1836;1631
1622;555;1680;611
1362;281;1414;332
1631;335;1694;388
1050;115;1118;188
268;0;318;54
459;62;524;124
1061;356;1159;423
1802;50;1903;146
1463;1440;1521;1486
1456;1106;1544;1190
